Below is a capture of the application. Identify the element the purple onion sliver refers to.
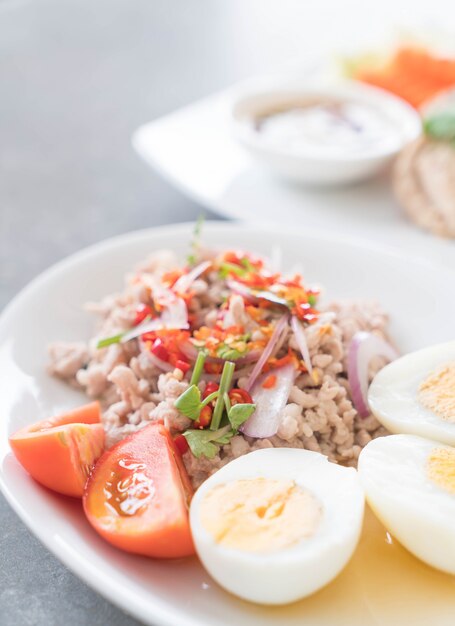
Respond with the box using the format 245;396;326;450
173;261;211;294
244;313;289;393
347;331;398;418
241;364;296;438
290;315;313;375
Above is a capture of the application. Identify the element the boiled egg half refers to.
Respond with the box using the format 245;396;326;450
368;341;455;445
190;448;364;604
358;434;455;574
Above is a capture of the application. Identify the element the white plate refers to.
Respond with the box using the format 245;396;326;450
1;222;455;626
132;87;455;268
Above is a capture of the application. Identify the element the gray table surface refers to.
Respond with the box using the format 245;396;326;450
0;1;317;624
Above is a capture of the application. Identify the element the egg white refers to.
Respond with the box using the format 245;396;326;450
368;341;455;445
190;448;364;605
358;434;455;574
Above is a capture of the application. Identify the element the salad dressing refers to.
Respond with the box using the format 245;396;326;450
262;507;455;625
251;98;400;156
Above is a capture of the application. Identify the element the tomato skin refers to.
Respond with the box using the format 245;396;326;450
9;402;104;498
83;423;195;559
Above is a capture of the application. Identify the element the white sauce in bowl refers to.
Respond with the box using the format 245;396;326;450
250;99;401;157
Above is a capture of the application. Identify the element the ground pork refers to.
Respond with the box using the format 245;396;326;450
48;250;391;489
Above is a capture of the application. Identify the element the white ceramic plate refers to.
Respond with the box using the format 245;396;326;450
1;222;455;626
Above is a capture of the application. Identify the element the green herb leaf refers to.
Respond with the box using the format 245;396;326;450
96;332;124;349
307;294;317;306
424;112;455;143
190;351;207;386
228;403;256;430
210;361;235;430
240;257;254;272
214;431;235;445
183;426;233;459
187;213;205;266
216;345;245;361
218;262;247;279
174;385;202;421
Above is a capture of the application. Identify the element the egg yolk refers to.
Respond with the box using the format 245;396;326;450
427;447;455;495
418;363;455;422
199;478;322;553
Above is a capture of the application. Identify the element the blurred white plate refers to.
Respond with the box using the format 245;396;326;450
133;84;455;268
1;222;455;626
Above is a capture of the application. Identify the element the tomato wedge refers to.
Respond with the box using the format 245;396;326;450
83;422;195;559
9;401;105;497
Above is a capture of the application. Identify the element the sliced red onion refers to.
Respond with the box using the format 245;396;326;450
244;313;289;392
179;340;199;361
348;331;398;418
270;323;289;359
160;295;188;328
241;364;296;438
226;280;288;307
291;315;313;375
121;296;189;343
226;280;257;303
173;261;211;294
142;350;176;373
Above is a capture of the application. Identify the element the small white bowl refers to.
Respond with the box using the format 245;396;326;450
231;78;422;185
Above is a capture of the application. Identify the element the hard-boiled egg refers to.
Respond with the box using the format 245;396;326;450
368;341;455;445
358;434;455;574
190;448;364;605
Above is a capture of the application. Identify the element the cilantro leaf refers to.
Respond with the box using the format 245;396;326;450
187;213;205;266
183;432;219;459
174;385;202;421
183;426;233;459
240;257;254;272
96;332;124;349
424;112;455;143
216;344;245;361
228;403;256;431
218;262;247;279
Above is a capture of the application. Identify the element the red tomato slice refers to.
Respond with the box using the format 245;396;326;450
83;422;195;559
9;401;104;498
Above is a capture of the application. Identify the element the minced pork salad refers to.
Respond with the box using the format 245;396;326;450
48;229;391;488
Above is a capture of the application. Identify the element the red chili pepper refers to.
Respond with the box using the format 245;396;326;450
194;405;212;429
272;354;293;368
151;338;169;362
173;434;189;455
202;382;220;399
292;302;319;322
175;359;190;373
303;313;319;324
162;270;183;287
134;304;153;326
262;374;277;389
204;362;223;375
228;388;253;406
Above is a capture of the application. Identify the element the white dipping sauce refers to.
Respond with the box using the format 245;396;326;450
251;99;400;157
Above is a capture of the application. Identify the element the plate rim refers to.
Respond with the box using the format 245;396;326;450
1;220;455;626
